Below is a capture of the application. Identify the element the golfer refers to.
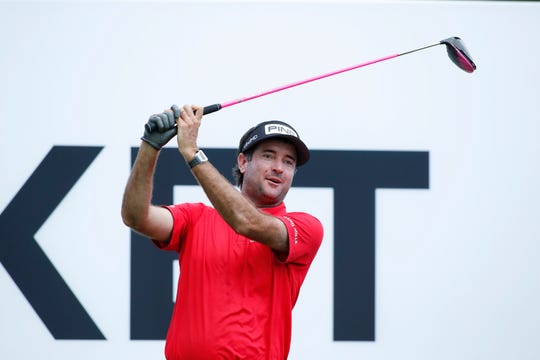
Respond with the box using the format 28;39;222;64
121;104;323;359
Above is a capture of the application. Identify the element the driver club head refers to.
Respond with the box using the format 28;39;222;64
440;37;477;73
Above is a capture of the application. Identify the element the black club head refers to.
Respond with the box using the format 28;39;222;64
440;37;477;73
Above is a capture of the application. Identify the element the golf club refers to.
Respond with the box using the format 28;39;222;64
147;36;476;132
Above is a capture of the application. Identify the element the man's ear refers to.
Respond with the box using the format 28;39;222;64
237;153;248;174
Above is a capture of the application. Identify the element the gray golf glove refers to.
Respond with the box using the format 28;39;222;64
141;104;182;150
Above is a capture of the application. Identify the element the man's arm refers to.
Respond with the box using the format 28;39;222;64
121;141;173;242
177;106;289;253
194;161;289;252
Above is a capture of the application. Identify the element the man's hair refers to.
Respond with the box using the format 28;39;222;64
232;149;253;188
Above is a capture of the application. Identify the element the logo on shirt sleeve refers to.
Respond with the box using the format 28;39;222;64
282;216;299;245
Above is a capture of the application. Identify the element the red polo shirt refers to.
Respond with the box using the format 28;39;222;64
153;202;323;360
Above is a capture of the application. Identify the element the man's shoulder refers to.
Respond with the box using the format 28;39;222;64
167;202;216;217
265;202;321;224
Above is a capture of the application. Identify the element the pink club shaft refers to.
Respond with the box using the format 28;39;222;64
200;53;404;116
219;54;399;109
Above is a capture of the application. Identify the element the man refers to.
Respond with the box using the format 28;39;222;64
121;104;323;359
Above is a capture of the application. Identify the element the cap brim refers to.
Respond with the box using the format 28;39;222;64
243;134;310;166
286;136;310;166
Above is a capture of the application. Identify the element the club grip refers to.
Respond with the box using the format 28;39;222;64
203;103;222;115
144;103;223;133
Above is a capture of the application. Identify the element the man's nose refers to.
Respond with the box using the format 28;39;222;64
272;160;284;173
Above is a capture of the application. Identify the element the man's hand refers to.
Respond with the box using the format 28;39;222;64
141;105;182;150
176;104;204;161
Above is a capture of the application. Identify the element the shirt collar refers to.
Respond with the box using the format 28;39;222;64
260;202;286;215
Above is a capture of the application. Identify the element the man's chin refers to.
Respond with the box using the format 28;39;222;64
260;190;288;206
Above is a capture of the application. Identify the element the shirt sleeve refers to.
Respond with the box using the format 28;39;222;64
275;212;324;266
152;203;206;252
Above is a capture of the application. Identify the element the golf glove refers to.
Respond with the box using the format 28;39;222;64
141;105;182;150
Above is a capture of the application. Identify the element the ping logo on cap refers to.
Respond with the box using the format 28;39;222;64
265;124;298;138
242;134;259;150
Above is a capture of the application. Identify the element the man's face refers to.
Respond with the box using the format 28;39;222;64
239;139;297;208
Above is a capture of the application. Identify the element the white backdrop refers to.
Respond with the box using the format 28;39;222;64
1;1;540;359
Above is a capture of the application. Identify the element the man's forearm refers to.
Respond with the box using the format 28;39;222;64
121;142;159;229
190;161;289;252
